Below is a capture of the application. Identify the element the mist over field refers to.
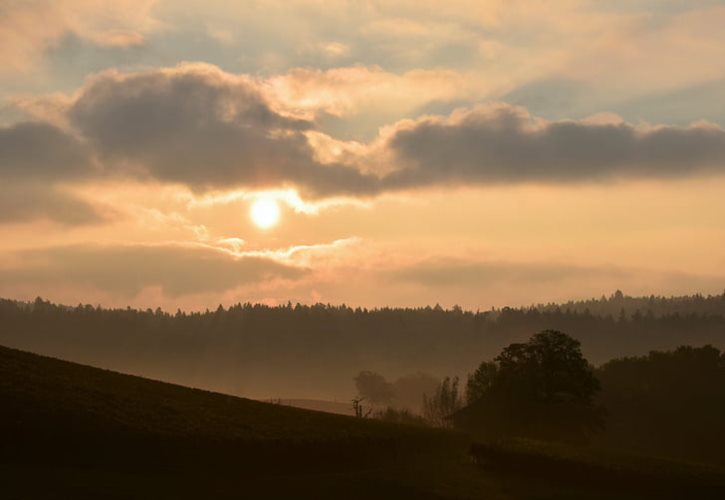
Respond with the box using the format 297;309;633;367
2;292;723;402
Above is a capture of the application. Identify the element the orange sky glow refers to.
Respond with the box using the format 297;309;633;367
1;1;724;310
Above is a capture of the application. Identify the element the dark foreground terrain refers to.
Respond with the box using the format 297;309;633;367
1;345;724;499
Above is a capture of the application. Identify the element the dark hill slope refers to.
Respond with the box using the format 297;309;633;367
3;345;725;500
0;345;476;499
0;343;401;443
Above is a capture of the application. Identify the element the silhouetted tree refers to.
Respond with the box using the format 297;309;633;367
596;345;725;463
494;330;599;405
354;371;394;406
423;376;462;427
351;397;372;418
455;330;603;443
466;361;497;404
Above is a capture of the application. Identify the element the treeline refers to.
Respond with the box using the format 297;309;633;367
0;295;724;400
596;345;725;464
367;336;725;466
533;289;725;318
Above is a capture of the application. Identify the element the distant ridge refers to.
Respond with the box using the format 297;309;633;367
4;289;725;317
2;293;724;403
531;289;725;318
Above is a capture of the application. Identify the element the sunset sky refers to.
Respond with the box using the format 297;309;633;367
1;0;725;310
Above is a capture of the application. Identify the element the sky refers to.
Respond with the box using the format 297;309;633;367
1;0;725;311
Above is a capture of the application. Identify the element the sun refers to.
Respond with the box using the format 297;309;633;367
250;198;281;229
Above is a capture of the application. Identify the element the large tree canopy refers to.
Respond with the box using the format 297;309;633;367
456;330;603;443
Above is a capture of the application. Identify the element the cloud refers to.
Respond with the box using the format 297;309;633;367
0;120;104;224
384;256;725;308
68;63;380;197
267;65;464;120
61;65;725;197
0;243;306;297
0;64;385;224
562;4;725;95
382;103;725;189
5;64;725;222
392;257;630;288
0;122;92;181
0;0;157;75
0;184;105;225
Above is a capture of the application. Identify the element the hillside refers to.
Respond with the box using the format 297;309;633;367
0;344;484;499
3;345;725;499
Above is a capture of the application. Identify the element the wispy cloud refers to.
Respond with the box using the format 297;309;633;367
0;0;157;75
0;242;306;297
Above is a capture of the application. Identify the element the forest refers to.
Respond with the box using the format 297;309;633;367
1;291;724;401
355;333;724;466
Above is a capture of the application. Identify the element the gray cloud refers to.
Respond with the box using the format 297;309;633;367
392;258;630;288
0;65;382;225
0;121;103;225
0;122;92;181
0;184;104;225
383;104;725;189
67;69;725;198
0;244;306;297
4;65;725;223
68;65;379;197
390;257;725;300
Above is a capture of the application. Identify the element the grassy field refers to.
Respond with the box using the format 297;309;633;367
470;439;725;499
273;398;355;416
1;344;724;499
0;344;490;499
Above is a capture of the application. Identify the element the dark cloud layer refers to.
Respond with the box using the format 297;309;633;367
0;122;92;181
68;65;379;197
392;258;629;287
384;104;725;188
0;122;101;224
390;257;725;298
61;72;725;194
3;65;725;226
0;244;305;296
0;184;104;225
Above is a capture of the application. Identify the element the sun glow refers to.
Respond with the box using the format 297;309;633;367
250;198;281;229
